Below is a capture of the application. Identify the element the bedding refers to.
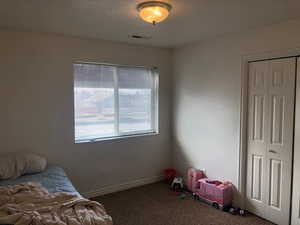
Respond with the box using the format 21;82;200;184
0;166;77;195
0;166;113;225
0;182;112;225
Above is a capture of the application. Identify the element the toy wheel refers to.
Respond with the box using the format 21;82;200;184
222;205;231;212
192;193;199;200
229;207;238;215
212;202;219;209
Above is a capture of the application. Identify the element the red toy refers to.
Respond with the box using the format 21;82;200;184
164;168;177;184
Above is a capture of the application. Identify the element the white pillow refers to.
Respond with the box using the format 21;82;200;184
0;153;47;180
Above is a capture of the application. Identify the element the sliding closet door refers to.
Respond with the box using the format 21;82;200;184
292;58;300;225
246;57;296;225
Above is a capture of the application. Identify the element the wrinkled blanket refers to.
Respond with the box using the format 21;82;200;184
0;182;113;225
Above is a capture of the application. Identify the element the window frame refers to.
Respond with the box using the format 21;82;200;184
73;62;159;143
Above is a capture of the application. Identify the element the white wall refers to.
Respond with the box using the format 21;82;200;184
0;31;172;194
172;18;300;204
3;17;300;202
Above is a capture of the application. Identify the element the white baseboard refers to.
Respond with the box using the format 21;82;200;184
82;175;164;199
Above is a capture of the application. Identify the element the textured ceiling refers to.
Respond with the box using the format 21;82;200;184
1;0;300;47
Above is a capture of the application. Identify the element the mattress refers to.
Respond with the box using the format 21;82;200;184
0;166;79;196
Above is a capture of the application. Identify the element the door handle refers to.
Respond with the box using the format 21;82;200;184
269;150;277;154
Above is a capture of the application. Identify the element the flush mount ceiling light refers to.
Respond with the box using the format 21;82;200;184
137;1;172;25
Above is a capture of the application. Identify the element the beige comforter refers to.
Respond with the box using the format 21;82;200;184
0;182;113;225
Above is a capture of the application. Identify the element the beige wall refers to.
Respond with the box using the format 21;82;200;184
172;18;300;203
0;31;172;194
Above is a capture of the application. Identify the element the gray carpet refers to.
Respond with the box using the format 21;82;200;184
93;182;273;225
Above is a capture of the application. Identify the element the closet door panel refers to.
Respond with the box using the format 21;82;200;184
246;61;269;217
292;58;300;225
265;58;295;225
251;155;263;201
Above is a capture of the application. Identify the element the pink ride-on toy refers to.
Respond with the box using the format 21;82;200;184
195;178;233;209
187;168;233;210
187;168;206;192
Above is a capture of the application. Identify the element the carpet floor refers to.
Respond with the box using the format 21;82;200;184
92;182;273;225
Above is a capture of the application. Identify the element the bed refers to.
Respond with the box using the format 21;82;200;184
0;166;112;225
0;166;78;196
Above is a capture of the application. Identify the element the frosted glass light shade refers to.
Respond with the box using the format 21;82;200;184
137;1;172;25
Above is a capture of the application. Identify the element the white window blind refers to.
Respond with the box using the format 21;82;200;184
74;63;158;143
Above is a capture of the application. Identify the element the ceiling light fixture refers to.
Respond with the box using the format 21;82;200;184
137;1;172;25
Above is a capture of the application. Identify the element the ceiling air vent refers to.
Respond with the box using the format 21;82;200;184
130;35;151;39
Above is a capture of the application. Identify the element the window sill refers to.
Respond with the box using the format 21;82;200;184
74;132;159;144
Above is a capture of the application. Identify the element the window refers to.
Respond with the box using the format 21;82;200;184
73;63;158;143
